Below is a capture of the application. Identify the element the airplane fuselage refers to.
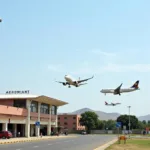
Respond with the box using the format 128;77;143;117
64;75;79;87
106;104;116;106
101;88;139;94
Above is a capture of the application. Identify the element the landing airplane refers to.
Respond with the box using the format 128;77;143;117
55;75;94;88
105;101;121;106
100;80;140;95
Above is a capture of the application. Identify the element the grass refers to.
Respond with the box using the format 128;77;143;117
127;139;150;147
105;139;150;150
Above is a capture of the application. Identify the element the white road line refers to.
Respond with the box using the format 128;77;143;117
16;149;21;150
55;141;61;144
33;146;39;148
64;140;70;142
48;143;52;145
71;140;75;142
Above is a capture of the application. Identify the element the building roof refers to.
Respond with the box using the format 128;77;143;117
58;113;80;116
0;94;68;106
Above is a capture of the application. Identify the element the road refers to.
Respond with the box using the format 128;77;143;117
0;134;117;150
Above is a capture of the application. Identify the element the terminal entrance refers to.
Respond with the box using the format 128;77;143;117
40;125;47;136
0;124;2;131
17;124;25;137
0;123;25;137
8;124;13;133
8;124;25;137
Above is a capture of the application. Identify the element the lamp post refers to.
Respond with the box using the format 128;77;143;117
128;106;131;138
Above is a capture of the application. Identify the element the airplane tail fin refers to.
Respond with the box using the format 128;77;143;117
131;80;139;89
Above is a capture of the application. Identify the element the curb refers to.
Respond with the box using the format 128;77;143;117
0;136;76;145
94;138;118;150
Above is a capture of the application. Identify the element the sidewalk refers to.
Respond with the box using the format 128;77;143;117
0;135;76;145
94;138;118;150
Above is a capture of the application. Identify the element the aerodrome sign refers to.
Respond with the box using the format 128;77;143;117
5;90;30;94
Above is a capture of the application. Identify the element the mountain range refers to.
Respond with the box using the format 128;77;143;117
60;108;150;121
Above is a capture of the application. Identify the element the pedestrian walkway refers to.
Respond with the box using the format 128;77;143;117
94;138;118;150
0;135;76;145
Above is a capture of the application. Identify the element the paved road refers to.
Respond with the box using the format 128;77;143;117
0;134;117;150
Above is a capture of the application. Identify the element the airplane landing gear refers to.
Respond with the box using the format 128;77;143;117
68;85;71;88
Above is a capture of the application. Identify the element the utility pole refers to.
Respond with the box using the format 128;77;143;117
128;106;131;138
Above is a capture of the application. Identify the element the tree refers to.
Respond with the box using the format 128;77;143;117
96;120;105;129
117;115;138;130
147;120;150;127
105;120;116;130
137;121;145;129
142;120;147;125
79;111;99;132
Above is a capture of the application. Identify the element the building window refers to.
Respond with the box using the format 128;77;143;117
58;117;60;120
73;122;76;125
30;101;38;112
73;128;76;130
73;117;76;119
40;103;49;114
64;117;67;119
64;122;68;125
14;100;26;108
51;105;57;115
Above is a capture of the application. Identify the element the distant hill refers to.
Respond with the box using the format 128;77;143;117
71;108;120;121
59;108;150;121
138;114;150;122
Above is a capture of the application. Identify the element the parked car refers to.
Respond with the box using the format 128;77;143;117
0;131;13;139
81;131;87;135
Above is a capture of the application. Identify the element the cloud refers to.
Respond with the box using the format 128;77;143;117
103;63;150;73
91;49;117;57
48;64;64;72
71;63;150;75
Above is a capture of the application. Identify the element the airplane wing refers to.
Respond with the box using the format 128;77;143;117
111;102;121;105
111;102;114;105
55;81;68;86
114;83;123;95
116;103;121;105
78;83;88;86
77;75;94;84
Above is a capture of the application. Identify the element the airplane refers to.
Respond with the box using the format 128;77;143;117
55;75;94;88
105;101;121;106
100;80;140;95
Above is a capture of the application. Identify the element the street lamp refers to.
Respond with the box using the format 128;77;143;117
128;106;131;138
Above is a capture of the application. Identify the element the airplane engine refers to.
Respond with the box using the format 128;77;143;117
63;83;66;86
74;81;79;87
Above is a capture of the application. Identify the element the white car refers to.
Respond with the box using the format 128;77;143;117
81;131;87;135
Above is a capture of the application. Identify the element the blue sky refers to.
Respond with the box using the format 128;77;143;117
0;0;150;117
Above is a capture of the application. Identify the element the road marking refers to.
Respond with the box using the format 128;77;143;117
70;140;74;142
55;142;61;144
33;146;39;148
16;149;21;150
64;140;70;142
48;143;52;145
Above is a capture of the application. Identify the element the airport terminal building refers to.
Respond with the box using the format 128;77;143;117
0;90;68;137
